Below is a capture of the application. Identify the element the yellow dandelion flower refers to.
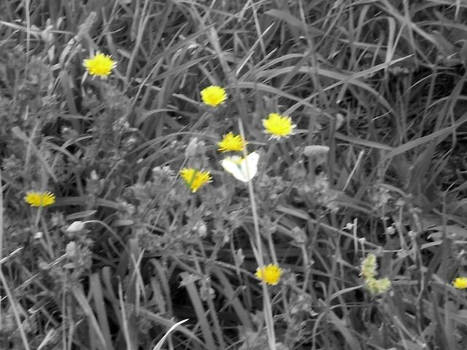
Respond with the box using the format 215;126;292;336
255;264;282;286
201;86;227;107
218;132;246;152
83;52;116;78
180;168;212;193
24;191;56;207
263;113;296;139
453;277;467;289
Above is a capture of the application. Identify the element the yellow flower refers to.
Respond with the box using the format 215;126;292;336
365;277;391;295
263;113;296;138
255;264;282;285
83;52;116;78
361;254;377;280
453;277;467;289
180;168;212;193
360;253;391;295
24;191;56;207
201;86;227;107
218;132;246;152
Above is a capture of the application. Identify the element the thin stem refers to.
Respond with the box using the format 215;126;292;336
0;268;31;350
238;118;276;350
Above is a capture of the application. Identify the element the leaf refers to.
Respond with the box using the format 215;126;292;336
66;210;97;220
152;319;189;350
265;9;306;31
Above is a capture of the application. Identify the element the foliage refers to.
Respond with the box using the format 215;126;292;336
1;0;467;349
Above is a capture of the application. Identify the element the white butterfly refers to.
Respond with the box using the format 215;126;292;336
221;152;259;182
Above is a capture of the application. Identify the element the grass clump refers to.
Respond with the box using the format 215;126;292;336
1;1;467;349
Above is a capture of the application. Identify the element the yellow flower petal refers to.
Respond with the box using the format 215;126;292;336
180;168;212;193
255;264;282;285
83;52;116;78
263;113;296;138
201;86;227;107
218;132;246;152
453;277;467;289
24;191;56;207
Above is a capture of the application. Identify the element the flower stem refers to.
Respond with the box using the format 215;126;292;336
238;118;276;350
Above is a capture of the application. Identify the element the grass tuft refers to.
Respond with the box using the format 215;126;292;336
1;0;467;349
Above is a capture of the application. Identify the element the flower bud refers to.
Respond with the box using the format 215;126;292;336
66;221;85;233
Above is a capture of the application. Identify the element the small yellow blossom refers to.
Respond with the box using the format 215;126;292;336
361;254;377;280
360;253;391;295
24;191;56;207
201;86;227;107
263;113;296;138
453;277;467;289
83;52;116;78
180;168;212;193
365;277;391;295
218;132;246;152
255;264;282;286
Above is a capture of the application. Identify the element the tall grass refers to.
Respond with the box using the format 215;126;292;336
1;0;467;349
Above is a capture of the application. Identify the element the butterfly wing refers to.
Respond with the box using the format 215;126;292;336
221;156;247;182
239;152;259;182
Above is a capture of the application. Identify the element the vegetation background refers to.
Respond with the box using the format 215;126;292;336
1;0;467;349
